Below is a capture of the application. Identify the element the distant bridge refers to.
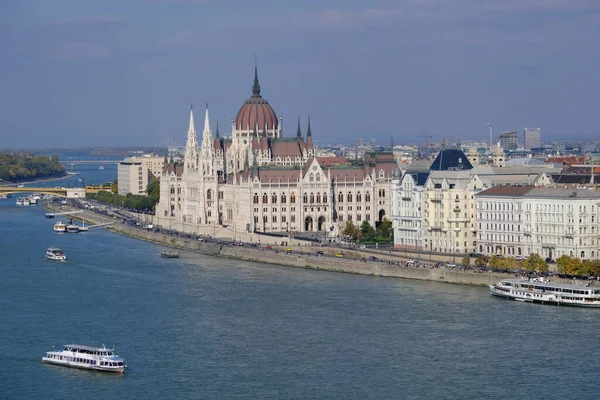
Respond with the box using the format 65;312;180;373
0;187;99;198
60;160;121;165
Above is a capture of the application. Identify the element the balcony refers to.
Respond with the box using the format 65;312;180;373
453;206;461;212
430;198;442;203
401;196;412;201
447;217;468;222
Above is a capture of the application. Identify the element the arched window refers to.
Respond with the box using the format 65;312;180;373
262;193;268;203
309;173;314;182
357;192;362;202
338;192;343;202
207;189;212;200
291;193;296;203
316;174;321;182
281;194;287;203
347;192;353;202
323;193;328;203
272;193;277;203
303;193;308;203
253;193;259;204
309;193;314;203
366;192;371;202
316;193;321;203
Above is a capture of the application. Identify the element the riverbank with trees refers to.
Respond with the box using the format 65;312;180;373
0;152;65;183
85;177;160;212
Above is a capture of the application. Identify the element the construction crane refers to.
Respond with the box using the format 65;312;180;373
418;134;433;148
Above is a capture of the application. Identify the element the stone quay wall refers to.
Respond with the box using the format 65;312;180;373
46;203;504;287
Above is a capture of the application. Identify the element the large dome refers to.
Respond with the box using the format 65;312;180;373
235;66;278;131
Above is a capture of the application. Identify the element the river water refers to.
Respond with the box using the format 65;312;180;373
1;166;599;399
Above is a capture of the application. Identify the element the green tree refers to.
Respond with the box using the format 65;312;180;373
342;221;356;238
377;217;393;241
146;177;161;202
524;253;548;272
556;255;571;274
360;221;376;241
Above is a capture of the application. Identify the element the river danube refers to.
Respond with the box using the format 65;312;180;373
1;173;599;398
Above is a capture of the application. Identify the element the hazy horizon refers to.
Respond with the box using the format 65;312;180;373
2;0;599;148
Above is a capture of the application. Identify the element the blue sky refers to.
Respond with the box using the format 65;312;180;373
1;0;599;148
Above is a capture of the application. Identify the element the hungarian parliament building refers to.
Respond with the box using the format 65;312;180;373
154;66;398;236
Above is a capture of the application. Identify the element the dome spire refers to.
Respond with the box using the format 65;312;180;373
252;57;261;97
307;115;312;137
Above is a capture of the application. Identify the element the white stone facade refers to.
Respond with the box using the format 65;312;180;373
475;187;600;260
154;70;396;237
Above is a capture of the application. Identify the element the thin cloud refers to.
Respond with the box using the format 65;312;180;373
50;41;111;60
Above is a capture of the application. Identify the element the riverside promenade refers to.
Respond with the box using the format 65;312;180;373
46;202;507;287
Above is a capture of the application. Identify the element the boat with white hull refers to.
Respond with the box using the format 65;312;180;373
490;278;600;308
45;246;66;261
42;344;126;373
53;221;66;233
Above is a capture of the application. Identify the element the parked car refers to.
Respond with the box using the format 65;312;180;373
367;256;379;261
316;250;324;256
545;258;555;263
335;253;344;258
265;245;273;250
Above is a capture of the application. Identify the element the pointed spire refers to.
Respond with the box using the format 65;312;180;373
203;103;210;134
188;105;196;135
184;104;199;172
252;58;261;97
306;115;314;150
215;121;220;138
296;116;302;140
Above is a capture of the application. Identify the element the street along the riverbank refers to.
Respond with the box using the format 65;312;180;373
45;202;508;287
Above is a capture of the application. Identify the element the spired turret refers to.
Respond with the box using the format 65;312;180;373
183;105;199;172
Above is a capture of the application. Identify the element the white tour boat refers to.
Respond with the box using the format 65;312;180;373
45;246;67;261
66;224;80;233
53;221;67;233
42;344;127;373
490;278;600;308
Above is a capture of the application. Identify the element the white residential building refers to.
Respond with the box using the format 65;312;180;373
475;187;600;260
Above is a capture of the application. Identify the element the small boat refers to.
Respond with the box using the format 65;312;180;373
66;224;80;233
161;250;180;258
16;197;24;206
45;213;56;219
28;197;38;205
99;165;105;170
53;221;66;233
42;344;126;373
45;246;67;261
0;194;7;200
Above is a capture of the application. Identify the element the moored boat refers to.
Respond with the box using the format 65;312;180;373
490;278;600;308
161;250;180;258
66;224;80;233
45;246;67;261
42;344;126;373
53;221;66;233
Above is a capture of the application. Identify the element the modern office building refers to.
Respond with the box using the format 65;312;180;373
498;130;519;150
524;128;541;150
117;155;163;195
